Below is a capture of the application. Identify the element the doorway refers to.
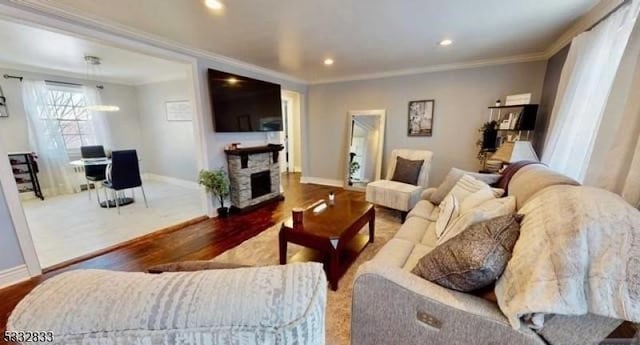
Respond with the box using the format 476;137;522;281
281;90;302;174
0;16;209;273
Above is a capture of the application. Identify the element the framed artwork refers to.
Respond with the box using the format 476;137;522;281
408;99;434;136
165;100;192;121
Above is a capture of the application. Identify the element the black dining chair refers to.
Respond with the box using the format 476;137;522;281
80;145;108;202
103;150;148;214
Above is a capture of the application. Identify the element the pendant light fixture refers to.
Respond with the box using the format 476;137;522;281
83;55;120;112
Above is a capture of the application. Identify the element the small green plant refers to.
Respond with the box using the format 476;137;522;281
198;168;230;208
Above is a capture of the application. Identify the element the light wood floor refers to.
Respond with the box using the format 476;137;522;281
22;179;203;269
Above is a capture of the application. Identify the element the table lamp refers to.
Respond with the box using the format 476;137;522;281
491;141;539;163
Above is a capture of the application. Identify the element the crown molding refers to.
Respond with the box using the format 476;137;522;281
6;0;309;85
0;61;140;86
543;0;625;58
0;61;187;86
310;53;547;85
134;74;189;86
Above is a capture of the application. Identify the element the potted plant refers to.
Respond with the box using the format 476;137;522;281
198;168;231;217
349;160;361;185
476;120;499;170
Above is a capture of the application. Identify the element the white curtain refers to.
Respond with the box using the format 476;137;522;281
542;0;640;182
22;79;75;196
82;86;112;150
584;16;640;208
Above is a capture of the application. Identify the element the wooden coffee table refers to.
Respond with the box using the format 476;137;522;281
279;198;375;290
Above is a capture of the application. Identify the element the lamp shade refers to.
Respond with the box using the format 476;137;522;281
491;141;539;163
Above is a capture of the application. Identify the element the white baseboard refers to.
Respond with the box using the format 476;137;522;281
144;173;199;190
300;176;344;187
0;265;30;289
18;187;55;201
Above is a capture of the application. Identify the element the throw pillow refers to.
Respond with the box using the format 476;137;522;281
429;168;501;204
438;196;516;245
147;261;249;274
459;188;496;214
391;157;424;185
447;174;492;204
435;194;460;238
412;214;524;292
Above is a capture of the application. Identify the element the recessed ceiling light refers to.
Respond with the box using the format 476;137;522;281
439;39;453;46
324;58;334;66
205;0;224;10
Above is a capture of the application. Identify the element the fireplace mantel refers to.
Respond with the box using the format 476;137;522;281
224;144;284;169
224;144;284;155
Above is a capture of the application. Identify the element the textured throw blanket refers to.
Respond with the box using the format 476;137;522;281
493;160;543;193
496;185;640;329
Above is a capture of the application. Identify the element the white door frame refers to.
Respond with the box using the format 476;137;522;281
282;90;302;173
0;139;41;276
0;3;213;275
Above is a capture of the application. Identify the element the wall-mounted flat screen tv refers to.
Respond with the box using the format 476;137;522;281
208;69;283;132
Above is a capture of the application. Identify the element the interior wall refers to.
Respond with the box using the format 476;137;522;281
136;78;197;182
0;184;25;271
0;67;145;189
536;45;570;155
307;61;547;186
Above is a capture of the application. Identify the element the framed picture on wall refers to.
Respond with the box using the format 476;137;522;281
408;99;434;136
165;100;192;121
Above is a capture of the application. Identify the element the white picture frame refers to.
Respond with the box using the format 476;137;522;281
165;100;192;121
505;93;531;106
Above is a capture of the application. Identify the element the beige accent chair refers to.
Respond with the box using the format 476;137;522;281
365;149;433;221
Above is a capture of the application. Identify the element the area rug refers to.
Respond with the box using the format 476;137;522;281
211;207;401;345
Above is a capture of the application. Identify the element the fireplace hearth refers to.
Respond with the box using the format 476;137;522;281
225;144;284;212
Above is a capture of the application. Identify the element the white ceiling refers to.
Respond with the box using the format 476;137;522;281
10;0;598;83
0;18;188;85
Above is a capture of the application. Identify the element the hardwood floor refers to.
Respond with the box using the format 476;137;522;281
0;173;367;335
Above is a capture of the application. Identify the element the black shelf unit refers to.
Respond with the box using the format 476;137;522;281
489;104;538;131
9;152;44;200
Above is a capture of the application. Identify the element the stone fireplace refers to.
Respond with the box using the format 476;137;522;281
225;144;284;211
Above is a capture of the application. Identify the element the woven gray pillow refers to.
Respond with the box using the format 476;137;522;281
412;214;523;292
391;157;424;185
429;168;501;204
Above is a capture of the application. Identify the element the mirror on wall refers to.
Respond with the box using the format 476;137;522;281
345;109;386;191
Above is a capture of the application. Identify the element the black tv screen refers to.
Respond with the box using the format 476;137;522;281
208;69;283;132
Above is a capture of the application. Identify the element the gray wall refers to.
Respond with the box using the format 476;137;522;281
136;79;197;181
307;61;547;186
536;45;570;155
0;185;25;270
